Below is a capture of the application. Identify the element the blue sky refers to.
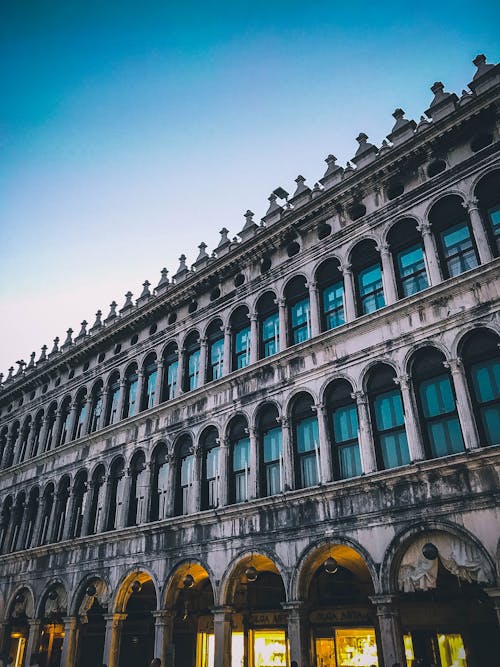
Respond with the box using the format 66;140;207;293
1;1;499;376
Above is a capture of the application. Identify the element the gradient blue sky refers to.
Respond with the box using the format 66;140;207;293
1;1;499;377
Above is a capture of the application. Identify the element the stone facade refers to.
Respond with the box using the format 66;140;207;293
0;54;499;667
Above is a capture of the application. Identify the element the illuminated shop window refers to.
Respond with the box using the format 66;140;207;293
253;630;287;667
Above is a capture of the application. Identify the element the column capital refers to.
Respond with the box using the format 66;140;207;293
443;357;463;373
250;312;258;322
369;594;401;614
224;325;232;335
305;280;318;291
246;426;257;438
277;415;290;428
462;197;480;213
211;605;233;619
393;374;410;390
152;609;176;622
377;241;390;256
275;297;286;307
62;615;79;628
104;612;128;627
312;402;325;414
416;220;432;237
200;337;208;346
340;262;352;275
28;618;42;629
281;600;308;613
351;390;367;404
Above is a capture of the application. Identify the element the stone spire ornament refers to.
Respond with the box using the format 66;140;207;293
6;367;14;382
343;161;355;177
120;291;134;314
193;242;210;270
156;268;170;295
261;193;283;227
320;155;343;189
425;82;457;121
215;229;231;257
137;281;152;306
75;321;88;343
469;54;500;94
387;108;416;146
61;328;73;350
0;373;3;387
352;133;378;168
173;254;189;282
26;352;36;370
15;360;26;376
238;210;258;242
105;302;117;324
38;345;48;363
49;337;60;357
90;310;103;332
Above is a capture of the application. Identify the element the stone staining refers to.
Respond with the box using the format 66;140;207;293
0;54;500;667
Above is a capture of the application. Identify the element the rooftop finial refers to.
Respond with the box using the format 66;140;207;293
426;81;457;120
469;53;499;94
174;254;189;282
15;360;26;376
218;228;230;247
61;328;73;350
26;351;36;370
141;280;151;298
90;310;103;332
6;366;14;382
120;291;134;313
105;301;117;323
156;268;170;294
49;337;60;357
196;242;208;262
387;108;416;146
353;133;378;167
76;320;87;339
320;154;343;189
238;210;258;242
38;345;48;363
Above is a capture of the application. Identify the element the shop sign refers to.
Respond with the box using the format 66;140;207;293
250;612;288;626
310;608;372;625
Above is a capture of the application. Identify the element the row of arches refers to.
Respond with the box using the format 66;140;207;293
1;523;498;667
1;329;498;555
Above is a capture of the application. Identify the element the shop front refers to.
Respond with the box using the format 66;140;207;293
4;589;31;667
312;609;378;667
37;584;68;667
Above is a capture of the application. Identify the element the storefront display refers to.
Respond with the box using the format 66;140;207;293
403;633;468;667
8;632;26;667
315;628;379;667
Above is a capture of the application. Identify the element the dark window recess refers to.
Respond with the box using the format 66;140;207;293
387;182;404;200
42;385;48;394
149;323;158;335
83;361;89;372
30;391;36;400
261;257;272;273
470;133;493;152
234;273;245;287
188;301;198;313
130;334;139;345
168;312;177;325
210;287;221;301
98;352;106;363
348;203;366;221
317;223;331;240
114;344;122;355
68;369;75;379
287;241;300;257
55;378;61;387
8;404;12;412
427;160;446;177
18;397;23;407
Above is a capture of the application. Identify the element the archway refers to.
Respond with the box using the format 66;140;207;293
393;529;498;666
5;587;34;667
223;553;287;667
74;577;109;667
38;582;68;667
297;542;379;667
165;561;215;667
116;571;157;667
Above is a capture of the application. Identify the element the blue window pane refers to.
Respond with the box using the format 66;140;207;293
440;221;478;277
323;282;345;330
488;205;500;252
296;416;319;453
397;244;429;297
339;442;362;478
301;453;318;487
472;360;500;403
482;405;500;445
333;405;358;442
266;462;281;495
291;298;311;343
427;416;464;457
380;431;410;468
420;375;455;418
181;455;193;486
206;447;219;479
233;437;250;471
262;313;279;357
146;370;157;408
263;428;282;463
211;338;224;379
189;350;200;390
374;390;404;431
235;327;251;368
167;361;178;398
127;380;137;417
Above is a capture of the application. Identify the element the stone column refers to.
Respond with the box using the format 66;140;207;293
17;502;31;550
102;613;127;667
218;438;229;506
190;447;202;514
155;360;165;406
464;197;493;264
32;496;47;547
277;298;287;351
83;395;94;436
118;471;133;528
248;427;258;499
38;417;52;454
394;375;426;462
307;281;321;337
176;349;185;395
99;387;110;429
213;606;232;667
14;425;31;465
152;610;175;666
135;370;145;414
485;588;500;626
369;595;405;667
46;492;60;543
279;417;294;491
53;407;68;447
250;314;259;363
199;338;208;387
314;403;333;483
97;476;112;533
60;616;79;667
341;263;357;322
1;434;13;468
82;482;96;536
116;380;127;421
67;403;80;442
352;391;377;473
417;221;442;286
223;327;232;375
282;601;310;667
25;619;41;666
443;358;480;450
379;242;398;305
63;490;77;540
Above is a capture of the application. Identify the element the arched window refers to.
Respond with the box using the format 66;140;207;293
53;477;70;542
0;427;7;467
412;348;465;458
462;330;500;446
206;320;224;381
228;417;250;504
162;343;179;401
150;443;169;521
42;403;57;452
123;365;138;418
291;393;319;489
200;427;220;509
0;497;13;552
387;219;429;297
107;458;125;531
24;487;39;549
72;389;88;439
105;372;121;426
285;276;311;345
325;379;362;479
175;435;194;516
58;397;72;446
70;471;88;539
475;170;500;257
31;412;44;457
231;307;251;370
9;493;25;552
89;382;104;433
351;240;385;315
18;416;32;463
257;404;282;497
429;195;479;278
128;452;148;526
257;292;280;358
316;259;345;330
87;465;106;535
39;484;54;545
367;364;410;469
183;332;201;391
141;353;158;410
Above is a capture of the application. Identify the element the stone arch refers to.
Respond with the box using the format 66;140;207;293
381;214;423;245
469;166;500;200
250;287;278;315
423;188;467;221
250;398;283;429
112;567;160;613
380;519;497;595
222;410;250;441
311;253;344;281
291;536;380;601
36;579;69;618
70;573;111;616
285;388;318;419
452;321;500;359
402;338;451;372
162;558;216;609
318;371;358;404
359;357;400;392
218;549;288;607
6;584;36;620
280;272;309;300
180;328;200;350
343;234;380;263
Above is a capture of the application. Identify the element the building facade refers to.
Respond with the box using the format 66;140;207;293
0;54;499;667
